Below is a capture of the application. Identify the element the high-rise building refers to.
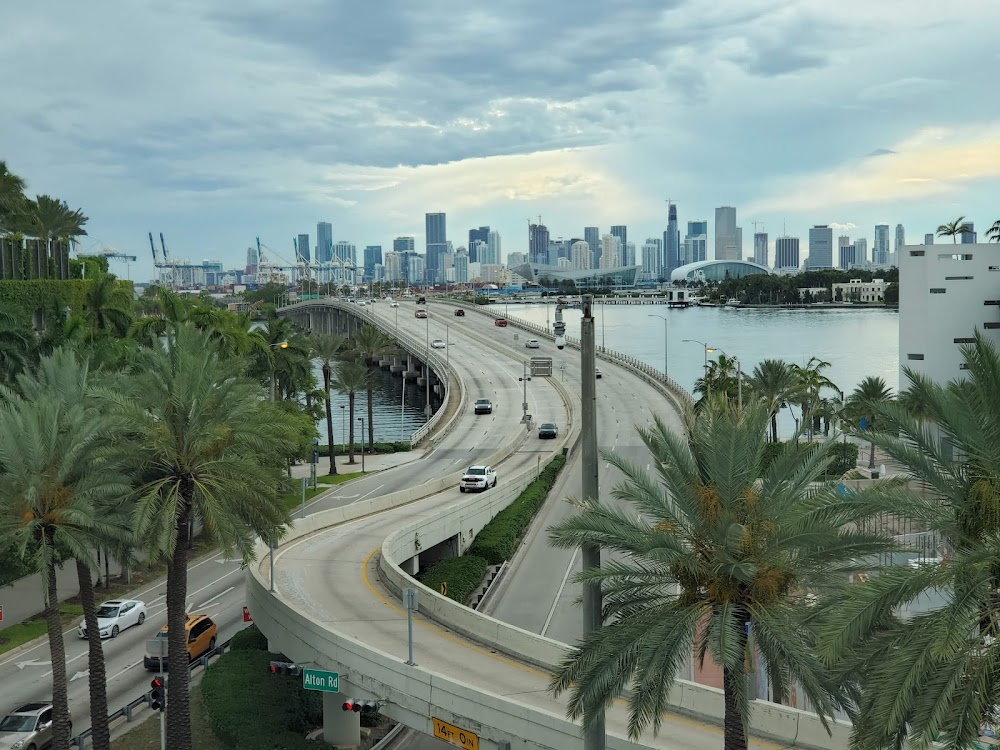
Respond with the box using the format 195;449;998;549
624;241;636;267
297;233;311;262
507;251;526;268
775;236;800;270
924;233;935;245
895;224;906;261
246;245;259;275
664;202;680;277
425;212;448;284
838;235;853;270
529;222;549;264
383;252;402;282
487;230;501;266
570;241;591;271
960;222;976;243
470;240;488;266
753;232;768;267
854;238;868;265
584;227;600;268
873;224;890;265
333;241;356;266
683;221;708;266
807;225;833;269
642;238;663;280
363;245;382;280
600;234;621;268
468;226;489;263
714;207;740;261
454;252;469;284
393;236;415;253
317;222;333;263
407;255;426;284
610;226;627;262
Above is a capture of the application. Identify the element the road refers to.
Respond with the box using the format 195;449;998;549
0;298;559;739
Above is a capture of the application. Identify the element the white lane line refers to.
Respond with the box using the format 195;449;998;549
541;548;579;638
353;485;385;504
106;660;143;682
196;586;235;609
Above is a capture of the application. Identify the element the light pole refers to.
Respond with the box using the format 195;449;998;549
682;338;714;374
518;361;531;425
647;314;668;379
269;340;289;402
357;417;366;472
601;297;606;350
424;314;432;416
340;405;346;458
445;323;450;370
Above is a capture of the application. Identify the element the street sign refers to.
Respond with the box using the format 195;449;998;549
242;606;253;623
432;717;479;750
302;668;340;693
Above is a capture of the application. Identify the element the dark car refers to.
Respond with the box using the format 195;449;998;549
538;422;558;439
495;318;508;327
454;308;465;316
417;296;426;304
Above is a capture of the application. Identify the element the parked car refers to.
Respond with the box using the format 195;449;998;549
144;613;218;670
525;339;540;349
595;367;602;379
494;318;508;327
538;422;558;439
431;339;446;349
78;599;146;639
460;465;497;492
415;310;428;319
453;308;465;317
0;703;58;750
474;398;493;414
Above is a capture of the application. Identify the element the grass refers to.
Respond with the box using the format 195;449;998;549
317;471;365;485
110;683;224;750
279;485;327;512
0;603;86;656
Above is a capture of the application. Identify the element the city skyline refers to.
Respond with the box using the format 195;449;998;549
2;2;999;280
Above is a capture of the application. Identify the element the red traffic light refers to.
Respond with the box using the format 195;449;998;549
342;699;355;712
150;676;166;712
150;677;164;689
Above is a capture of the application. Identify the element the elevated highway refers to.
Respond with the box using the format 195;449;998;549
252;299;851;750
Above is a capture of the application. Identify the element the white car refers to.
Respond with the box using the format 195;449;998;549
431;339;446;349
389;301;399;308
460;465;497;492
78;599;147;639
525;339;540;349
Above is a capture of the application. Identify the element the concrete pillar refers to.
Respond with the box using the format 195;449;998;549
323;692;361;748
403;555;419;575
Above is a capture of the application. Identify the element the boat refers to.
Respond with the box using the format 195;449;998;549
724;298;742;308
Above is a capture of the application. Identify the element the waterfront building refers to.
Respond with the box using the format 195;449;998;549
528;221;549;264
683;221;708;266
468;226;489;262
839;241;857;270
511;261;640;289
808;225;834;269
600;234;622;268
854;238;868;265
363;245;382;280
641;237;663;280
610;226;627;262
624;241;636;267
334;241;356;266
487;230;501;265
317;222;333;263
570;241;592;271
297;233;311;262
832;278;887;303
670;259;771;283
664;202;680;277
714;206;741;261
425;212;447;284
753;232;768;267
775;236;800;271
874;224;890;265
584;226;600;267
454;253;469;283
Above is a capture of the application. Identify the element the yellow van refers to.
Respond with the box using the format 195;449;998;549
143;614;218;670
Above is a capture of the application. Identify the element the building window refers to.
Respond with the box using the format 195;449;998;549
909;250;925;257
929;288;946;294
945;276;974;280
960;363;970;370
907;354;925;360
954;337;976;344
985;301;1000;306
991;266;1000;271
985;322;1000;329
938;253;973;261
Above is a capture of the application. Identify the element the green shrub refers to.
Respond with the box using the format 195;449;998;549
418;556;489;605
230;624;269;652
827;442;860;476
468;454;566;565
201;649;322;749
316;441;410;457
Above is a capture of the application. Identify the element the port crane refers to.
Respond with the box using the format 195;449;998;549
77;241;138;279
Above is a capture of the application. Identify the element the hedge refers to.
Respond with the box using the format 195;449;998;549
760;440;859;479
201;645;322;749
468;453;567;565
0;279;91;314
316;441;411;457
417;555;489;606
229;623;269;652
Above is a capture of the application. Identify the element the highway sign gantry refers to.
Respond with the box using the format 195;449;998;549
302;668;339;693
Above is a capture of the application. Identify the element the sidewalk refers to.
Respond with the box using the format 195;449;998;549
288;449;422;480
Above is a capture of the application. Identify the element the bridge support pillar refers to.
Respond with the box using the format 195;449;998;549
403;554;419;575
322;691;361;748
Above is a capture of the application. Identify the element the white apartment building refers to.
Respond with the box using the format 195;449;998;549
642;238;663;280
599;234;622;269
454;254;469;283
831;278;887;303
570;241;591;270
383;252;401;282
899;243;1000;391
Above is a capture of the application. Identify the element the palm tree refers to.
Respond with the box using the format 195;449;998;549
349;325;397;450
792;357;842;440
693;353;740;408
937;216;967;244
312;334;347;474
746;359;797;442
104;324;298;750
17;194;89;243
547;396;897;750
0;305;34;384
844;376;894;468
83;273;133;337
0;161;27;228
0;369;127;750
816;330;1000;750
333;359;372;464
987;219;1000;243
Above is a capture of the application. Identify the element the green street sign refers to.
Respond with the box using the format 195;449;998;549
302;668;339;693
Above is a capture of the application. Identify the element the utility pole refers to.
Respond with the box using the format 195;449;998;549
580;294;606;750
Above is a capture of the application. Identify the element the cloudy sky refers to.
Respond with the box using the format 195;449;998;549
3;0;999;278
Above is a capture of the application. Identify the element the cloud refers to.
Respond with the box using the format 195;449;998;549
858;77;953;102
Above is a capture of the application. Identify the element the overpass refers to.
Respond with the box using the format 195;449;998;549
250;298;852;750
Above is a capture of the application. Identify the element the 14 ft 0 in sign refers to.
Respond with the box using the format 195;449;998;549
432;717;478;750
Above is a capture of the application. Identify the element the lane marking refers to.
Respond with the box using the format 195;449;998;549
541;548;579;637
196;586;235;609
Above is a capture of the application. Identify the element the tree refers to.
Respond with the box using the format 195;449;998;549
312;334;347;474
844;376;894;468
547;396;895;750
816;330;1000;750
987;219;1000;243
105;324;298;750
83;273;133;337
0;361;127;750
0;305;35;384
17;194;89;243
693;353;740;409
746;359;798;442
937;216;967;244
349;325;397;450
0;160;27;229
792;357;841;440
333;359;372;464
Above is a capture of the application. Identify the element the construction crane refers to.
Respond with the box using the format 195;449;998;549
78;242;139;280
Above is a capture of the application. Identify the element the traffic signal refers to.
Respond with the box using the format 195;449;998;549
150;676;166;712
341;699;378;716
268;661;301;676
342;698;358;712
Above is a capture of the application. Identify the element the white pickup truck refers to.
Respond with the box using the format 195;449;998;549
460;465;497;492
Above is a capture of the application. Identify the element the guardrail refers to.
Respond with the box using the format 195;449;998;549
71;637;234;748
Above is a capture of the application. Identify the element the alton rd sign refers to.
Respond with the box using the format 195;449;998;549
302;668;339;693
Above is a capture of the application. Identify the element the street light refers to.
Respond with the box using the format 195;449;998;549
357;417;366;472
424;313;432;416
269;340;289;402
647;314;668;379
340;404;346;458
518;361;531;425
681;338;715;373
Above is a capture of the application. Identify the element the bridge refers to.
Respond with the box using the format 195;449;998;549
251;298;851;750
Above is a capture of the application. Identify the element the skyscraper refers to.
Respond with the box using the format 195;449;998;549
683;221;708;266
363;245;382;280
960;222;976;243
468;226;489;263
570;241;591;271
838;236;853;270
642;238;663;279
488;230;501;266
333;241;356;266
584;227;600;268
775;236;800;270
529;221;549;264
610;226;627;262
874;224;890;265
894;223;906;262
807;225;833;269
425;212;447;284
664;202;680;277
714;206;739;261
753;232;768;267
624;241;636;267
297;233;310;262
599;234;621;268
317;222;333;263
393;236;415;253
854;238;868;265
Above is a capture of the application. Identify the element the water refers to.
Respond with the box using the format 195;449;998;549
488;302;899;436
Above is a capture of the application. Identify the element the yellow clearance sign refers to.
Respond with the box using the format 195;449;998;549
432;717;479;750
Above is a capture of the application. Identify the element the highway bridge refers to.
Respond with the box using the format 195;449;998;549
250;299;852;750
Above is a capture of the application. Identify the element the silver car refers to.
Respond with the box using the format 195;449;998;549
0;702;57;750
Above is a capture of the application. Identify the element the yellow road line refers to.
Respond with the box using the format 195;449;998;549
360;547;785;750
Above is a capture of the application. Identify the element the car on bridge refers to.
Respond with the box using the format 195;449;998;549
417;296;426;304
431;339;446;349
453;308;465;316
144;613;217;670
538;422;558;439
78;598;147;639
460;465;497;492
595;367;602;379
389;301;399;308
494;318;508;327
525;339;540;349
415;310;428;319
474;398;492;414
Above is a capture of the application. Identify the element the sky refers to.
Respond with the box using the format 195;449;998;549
3;0;1000;280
